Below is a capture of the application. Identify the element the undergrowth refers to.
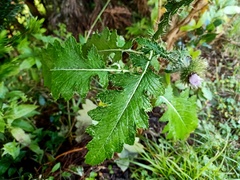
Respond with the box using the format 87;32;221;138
0;0;239;179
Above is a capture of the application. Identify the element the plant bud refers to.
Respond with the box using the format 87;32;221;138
189;73;202;88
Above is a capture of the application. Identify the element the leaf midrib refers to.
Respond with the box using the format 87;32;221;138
160;96;187;128
95;60;151;158
50;68;130;72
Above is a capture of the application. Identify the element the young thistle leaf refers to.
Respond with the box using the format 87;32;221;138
85;71;162;165
41;37;109;99
157;86;198;140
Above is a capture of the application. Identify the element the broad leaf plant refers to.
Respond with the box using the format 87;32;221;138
41;0;206;165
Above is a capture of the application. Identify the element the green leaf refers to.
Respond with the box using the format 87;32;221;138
11;127;31;146
82;29;131;62
29;142;44;155
0;115;6;133
0;62;20;81
213;19;223;27
51;162;61;173
85;70;162;165
41;37;110;99
130;53;149;69
6;104;38;123
8;167;17;177
156;85;173;105
0;82;8;99
157;87;198;140
0;30;11;56
11;119;35;132
201;86;213;100
180;19;197;31
2;141;20;159
0;156;12;176
136;38;182;64
5;90;26;101
223;6;240;14
136;38;166;56
199;33;217;44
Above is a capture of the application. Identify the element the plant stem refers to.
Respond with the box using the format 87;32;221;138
67;100;71;131
86;0;111;41
50;68;130;73
165;73;171;85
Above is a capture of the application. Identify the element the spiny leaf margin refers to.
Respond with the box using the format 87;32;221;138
41;36;109;100
85;69;163;165
152;0;194;40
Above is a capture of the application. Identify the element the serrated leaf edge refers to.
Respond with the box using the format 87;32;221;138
86;55;152;165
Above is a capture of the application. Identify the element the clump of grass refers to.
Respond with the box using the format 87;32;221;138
130;120;240;179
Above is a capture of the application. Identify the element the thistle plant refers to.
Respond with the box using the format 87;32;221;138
40;0;207;165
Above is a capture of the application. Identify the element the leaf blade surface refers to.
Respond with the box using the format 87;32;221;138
86;71;162;165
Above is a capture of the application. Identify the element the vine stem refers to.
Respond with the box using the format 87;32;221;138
86;0;111;41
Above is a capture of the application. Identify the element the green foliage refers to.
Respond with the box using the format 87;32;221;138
156;86;198;140
86;71;162;164
0;30;11;57
41;26;202;165
126;0;195;38
82;29;132;61
0;16;62;178
41;37;108;99
1;0;225;178
0;0;23;30
51;162;61;173
153;0;194;40
0;1;238;180
130;120;240;179
126;18;153;37
197;63;240;140
0;82;43;175
2;141;20;159
179;0;240;47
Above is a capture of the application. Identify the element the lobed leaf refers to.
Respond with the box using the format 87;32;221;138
85;70;162;165
41;37;109;99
